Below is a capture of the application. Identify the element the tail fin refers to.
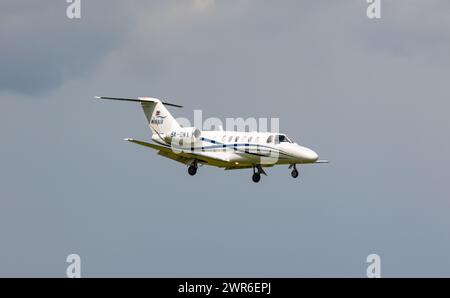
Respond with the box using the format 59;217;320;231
140;98;181;135
95;96;181;136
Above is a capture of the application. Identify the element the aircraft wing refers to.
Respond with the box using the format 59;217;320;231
314;160;329;164
124;138;167;151
124;138;231;167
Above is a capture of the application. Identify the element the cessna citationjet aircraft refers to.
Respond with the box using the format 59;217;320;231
96;96;328;182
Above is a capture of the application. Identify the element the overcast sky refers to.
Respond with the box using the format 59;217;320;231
1;0;449;277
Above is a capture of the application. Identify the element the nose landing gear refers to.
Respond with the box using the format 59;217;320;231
289;164;299;178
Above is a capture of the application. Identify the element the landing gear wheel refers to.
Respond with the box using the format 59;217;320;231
188;165;197;176
291;169;299;178
252;173;261;183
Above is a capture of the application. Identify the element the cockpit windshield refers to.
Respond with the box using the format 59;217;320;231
274;134;293;144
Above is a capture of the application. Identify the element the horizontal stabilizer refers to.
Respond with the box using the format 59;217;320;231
95;96;183;108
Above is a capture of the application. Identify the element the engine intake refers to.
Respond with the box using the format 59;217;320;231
165;127;201;148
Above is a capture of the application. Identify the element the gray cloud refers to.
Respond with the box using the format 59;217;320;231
0;1;136;95
0;0;449;277
358;0;450;64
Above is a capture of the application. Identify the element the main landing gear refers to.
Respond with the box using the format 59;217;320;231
289;164;299;178
188;160;198;176
252;172;261;183
252;165;267;183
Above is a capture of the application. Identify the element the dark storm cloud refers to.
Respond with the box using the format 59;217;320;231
3;0;448;96
0;1;136;95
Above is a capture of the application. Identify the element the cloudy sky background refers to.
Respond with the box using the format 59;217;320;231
0;0;449;277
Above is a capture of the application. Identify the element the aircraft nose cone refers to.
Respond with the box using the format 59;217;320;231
285;144;319;163
302;147;318;162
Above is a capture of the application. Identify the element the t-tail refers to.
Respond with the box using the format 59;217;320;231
95;96;182;139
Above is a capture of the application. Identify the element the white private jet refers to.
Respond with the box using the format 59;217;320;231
96;96;328;182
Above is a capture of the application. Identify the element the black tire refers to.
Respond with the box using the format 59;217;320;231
291;169;299;178
252;173;261;183
188;166;197;176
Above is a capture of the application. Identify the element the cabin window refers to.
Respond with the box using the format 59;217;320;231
222;135;226;142
228;136;233;142
248;137;253;143
267;136;273;143
235;136;239;142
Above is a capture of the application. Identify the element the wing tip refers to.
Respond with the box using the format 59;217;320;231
315;160;329;164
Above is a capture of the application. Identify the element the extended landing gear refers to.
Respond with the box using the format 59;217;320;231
188;165;197;176
252;165;267;183
289;164;299;178
188;160;198;176
252;173;261;183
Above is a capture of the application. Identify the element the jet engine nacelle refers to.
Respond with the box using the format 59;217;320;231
164;127;201;147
